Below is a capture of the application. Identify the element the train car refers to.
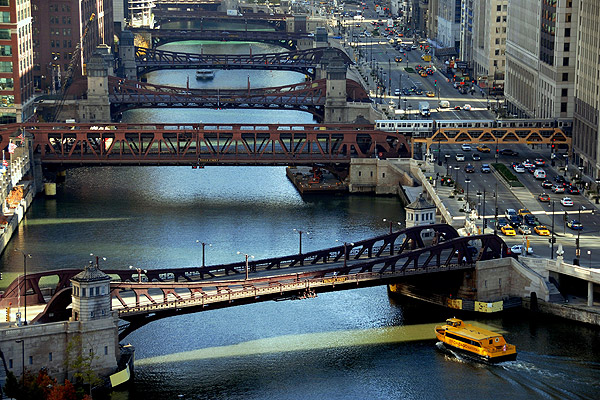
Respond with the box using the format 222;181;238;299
434;119;495;129
495;119;556;129
374;120;434;137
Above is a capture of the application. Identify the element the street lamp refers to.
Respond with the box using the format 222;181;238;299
550;201;555;259
588;250;592;268
237;252;254;280
293;229;309;254
464;178;471;209
195;240;212;268
335;240;355;268
476;191;482;233
575;206;585;264
129;265;147;283
454;166;460;186
383;218;401;234
14;248;31;326
15;339;24;379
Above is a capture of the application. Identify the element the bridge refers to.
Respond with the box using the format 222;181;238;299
0;121;409;166
152;9;289;30
134;46;353;77
108;76;369;119
130;27;314;49
1;224;508;338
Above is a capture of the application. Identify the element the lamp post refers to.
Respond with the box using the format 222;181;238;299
14;248;31;325
195;240;212;268
15;339;24;379
293;229;309;254
454;166;460;187
588;250;592;268
129;265;147;283
482;189;487;234
237;252;254;280
575;206;585;264
464;178;471;209
550;201;555;259
476;191;482;233
336;240;355;268
383;218;401;234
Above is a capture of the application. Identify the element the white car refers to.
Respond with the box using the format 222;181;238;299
411;44;418;50
513;164;525;173
455;153;465;161
463;104;472;111
461;144;472;151
534;169;546;179
560;197;574;206
511;245;533;255
394;89;400;96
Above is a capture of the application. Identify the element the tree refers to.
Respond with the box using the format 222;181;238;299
47;380;78;400
64;334;103;399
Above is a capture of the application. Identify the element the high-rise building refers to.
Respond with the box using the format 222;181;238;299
426;0;438;40
32;0;114;99
437;0;461;51
472;0;507;94
572;0;600;179
0;0;34;123
459;0;473;63
504;0;577;119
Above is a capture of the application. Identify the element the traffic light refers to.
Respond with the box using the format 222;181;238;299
564;212;568;221
434;80;437;86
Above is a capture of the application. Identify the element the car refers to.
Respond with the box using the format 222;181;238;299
415;88;423;95
454;106;462;110
509;215;522;226
534;158;545;167
471;153;481;161
552;184;565;193
481;164;491;173
513;164;525;173
463;104;472;111
501;225;516;236
511;244;533;255
518;225;532;235
567;220;583;230
402;88;411;96
461;144;472;151
496;217;510;228
560;197;574;206
455;153;465;161
522;160;534;168
524;214;537;226
518;208;531;216
534;169;546;180
411;44;418;50
464;163;475;173
541;180;553;189
500;149;519;156
426;91;435;97
394;56;403;62
394;88;401;96
505;208;518;219
477;144;491;153
534;225;551;236
538;193;551;202
567;186;580;195
554;175;567;183
527;166;537;174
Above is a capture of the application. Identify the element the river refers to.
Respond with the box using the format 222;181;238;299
1;41;600;399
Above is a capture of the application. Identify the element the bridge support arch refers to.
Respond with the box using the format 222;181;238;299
80;45;111;123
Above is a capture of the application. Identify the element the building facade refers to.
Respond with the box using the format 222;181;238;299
505;0;577;119
32;0;114;98
0;0;34;123
437;0;461;50
472;0;508;93
572;0;600;179
459;0;473;63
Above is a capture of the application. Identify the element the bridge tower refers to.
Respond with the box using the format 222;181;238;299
71;260;112;322
323;48;349;124
119;30;137;80
314;27;328;48
80;45;112;123
405;192;437;241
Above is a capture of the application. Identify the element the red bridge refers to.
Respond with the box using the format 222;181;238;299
0;224;508;338
108;76;370;120
134;46;353;77
0;121;410;166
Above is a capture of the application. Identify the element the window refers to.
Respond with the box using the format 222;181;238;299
49;352;53;362
565;28;570;37
0;12;10;23
561;102;567;112
564;43;570;51
0;78;12;90
90;311;95;318
0;29;10;40
8;359;12;369
0;62;12;73
561;88;568;97
28;356;33;365
82;287;86;297
0;45;9;55
562;72;569;81
563;57;569;66
0;0;9;6
104;346;108;355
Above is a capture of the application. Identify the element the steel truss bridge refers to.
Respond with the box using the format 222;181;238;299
108;76;370;119
0;122;409;166
152;9;288;29
134;46;353;77
0;224;508;338
130;27;314;49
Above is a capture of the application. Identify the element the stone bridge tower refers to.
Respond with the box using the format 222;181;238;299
119;30;137;80
322;48;349;124
80;45;111;123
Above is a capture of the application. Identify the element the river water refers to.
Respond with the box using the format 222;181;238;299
1;41;600;399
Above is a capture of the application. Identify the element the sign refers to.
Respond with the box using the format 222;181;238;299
456;61;468;69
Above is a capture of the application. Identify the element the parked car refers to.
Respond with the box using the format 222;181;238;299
538;193;551;202
472;153;481;161
477;144;491;153
518;225;532;235
455;153;465;161
461;143;472;151
567;220;583;230
500;149;519;156
464;163;475;173
560;197;574;206
481;164;491;173
501;225;516;236
525;214;537;226
511;244;533;255
534;225;551;236
541;180;553;189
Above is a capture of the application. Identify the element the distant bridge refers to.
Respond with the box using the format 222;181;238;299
1;224;508;337
108;76;369;119
134;46;353;77
153;9;289;30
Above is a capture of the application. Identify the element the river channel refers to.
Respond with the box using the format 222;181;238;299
1;41;600;399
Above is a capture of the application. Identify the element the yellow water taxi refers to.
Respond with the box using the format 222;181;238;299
435;318;517;363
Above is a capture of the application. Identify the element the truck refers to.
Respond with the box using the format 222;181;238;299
419;101;430;116
227;9;241;16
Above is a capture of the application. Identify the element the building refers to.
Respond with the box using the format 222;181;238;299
472;0;508;94
459;0;473;64
405;192;437;240
436;0;461;52
425;0;438;40
0;0;34;123
32;0;114;99
572;0;600;180
504;0;577;119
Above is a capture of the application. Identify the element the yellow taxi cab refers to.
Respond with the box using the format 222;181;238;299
534;225;551;236
420;71;427;77
426;91;435;97
518;208;531;216
501;225;516;236
476;144;491;153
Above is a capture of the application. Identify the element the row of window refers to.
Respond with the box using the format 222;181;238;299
50;40;73;49
7;346;109;370
73;285;107;297
407;212;435;222
50;28;72;36
51;52;73;61
49;16;72;25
